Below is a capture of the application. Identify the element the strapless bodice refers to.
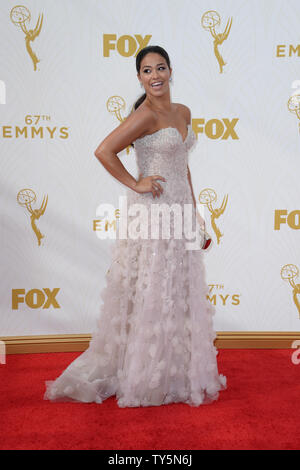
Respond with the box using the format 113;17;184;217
129;124;197;205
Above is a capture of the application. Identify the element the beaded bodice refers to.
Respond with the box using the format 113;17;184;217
131;124;197;205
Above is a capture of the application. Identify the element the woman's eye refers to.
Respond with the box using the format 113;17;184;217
144;66;165;73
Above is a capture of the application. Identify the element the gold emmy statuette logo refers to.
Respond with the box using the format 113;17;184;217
198;188;228;244
106;96;134;155
10;5;43;71
17;189;48;246
287;94;300;133
201;10;232;74
281;264;300;318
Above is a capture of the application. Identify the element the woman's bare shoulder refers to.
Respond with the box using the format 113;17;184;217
128;104;158;131
130;102;157;122
173;103;192;124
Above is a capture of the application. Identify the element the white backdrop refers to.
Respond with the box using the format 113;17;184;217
1;0;300;336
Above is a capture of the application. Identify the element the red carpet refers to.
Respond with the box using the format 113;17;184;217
0;349;299;450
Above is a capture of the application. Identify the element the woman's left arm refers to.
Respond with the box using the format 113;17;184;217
187;165;206;230
187;165;196;209
180;103;206;229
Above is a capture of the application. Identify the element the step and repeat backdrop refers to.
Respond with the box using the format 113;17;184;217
0;0;300;337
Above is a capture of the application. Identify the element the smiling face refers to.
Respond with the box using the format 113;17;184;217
138;52;172;96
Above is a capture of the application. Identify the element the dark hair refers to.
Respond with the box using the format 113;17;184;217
134;44;171;110
129;45;171;147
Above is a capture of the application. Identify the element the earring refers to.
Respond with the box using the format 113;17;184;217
140;82;143;88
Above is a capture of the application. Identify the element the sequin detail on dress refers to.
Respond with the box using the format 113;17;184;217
44;123;227;407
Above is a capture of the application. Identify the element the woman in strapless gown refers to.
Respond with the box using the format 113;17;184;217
44;45;227;408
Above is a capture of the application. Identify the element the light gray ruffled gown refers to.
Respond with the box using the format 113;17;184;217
44;123;227;407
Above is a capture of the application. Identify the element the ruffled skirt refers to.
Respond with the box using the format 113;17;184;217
44;190;227;407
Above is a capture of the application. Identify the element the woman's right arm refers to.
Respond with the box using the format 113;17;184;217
94;108;162;194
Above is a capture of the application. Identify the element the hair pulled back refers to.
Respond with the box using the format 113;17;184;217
133;45;171;110
129;45;171;147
